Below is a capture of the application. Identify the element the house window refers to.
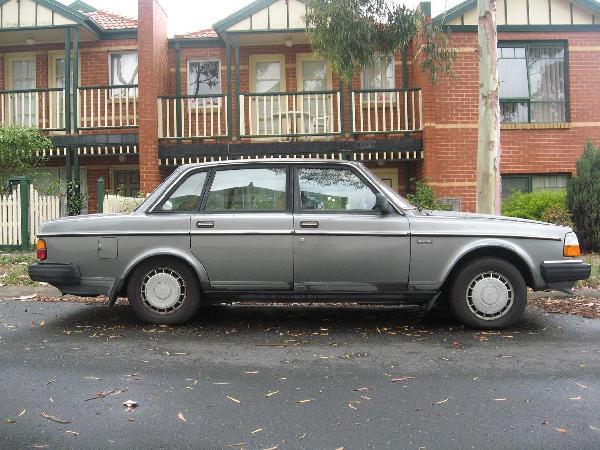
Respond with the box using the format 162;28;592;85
110;52;138;96
361;56;395;90
188;59;221;97
498;44;566;123
502;174;569;199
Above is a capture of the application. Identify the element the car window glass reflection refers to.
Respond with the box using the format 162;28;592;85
298;168;376;211
159;171;207;212
205;168;287;211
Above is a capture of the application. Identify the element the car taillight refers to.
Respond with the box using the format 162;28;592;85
36;239;47;261
563;232;581;257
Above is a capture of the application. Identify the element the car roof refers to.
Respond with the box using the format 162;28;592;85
178;158;363;170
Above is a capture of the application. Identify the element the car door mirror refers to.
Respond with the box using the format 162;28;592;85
373;193;391;214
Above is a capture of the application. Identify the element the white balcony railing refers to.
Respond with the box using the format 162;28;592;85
351;88;423;134
239;91;341;138
78;84;138;129
158;94;228;139
0;88;66;131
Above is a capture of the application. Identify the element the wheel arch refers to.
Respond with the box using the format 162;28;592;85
440;242;536;293
109;249;210;305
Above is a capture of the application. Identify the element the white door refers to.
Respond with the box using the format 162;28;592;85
251;57;284;135
9;58;36;126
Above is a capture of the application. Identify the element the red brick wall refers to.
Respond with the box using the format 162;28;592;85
137;0;169;193
417;31;600;212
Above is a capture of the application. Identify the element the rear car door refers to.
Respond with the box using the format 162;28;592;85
293;164;410;293
191;165;293;291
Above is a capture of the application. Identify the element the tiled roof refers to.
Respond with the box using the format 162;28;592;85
84;9;138;30
177;28;219;39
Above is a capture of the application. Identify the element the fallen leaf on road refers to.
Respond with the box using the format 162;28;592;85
542;419;549;425
251;428;263;434
493;398;507;401
569;396;582;401
227;396;241;404
265;391;279;397
39;320;45;327
177;412;187;422
17;409;26;417
391;377;415;383
590;425;600;432
555;427;569;434
85;389;127;401
575;382;588;389
264;445;279;450
296;399;313;404
244;371;259;374
122;400;138;411
41;412;71;424
65;431;79;436
227;443;245;448
435;397;450;404
5;419;15;424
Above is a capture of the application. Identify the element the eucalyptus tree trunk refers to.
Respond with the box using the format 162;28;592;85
476;0;501;214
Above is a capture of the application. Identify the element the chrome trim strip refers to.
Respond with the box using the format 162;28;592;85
295;231;410;237
39;231;190;237
411;232;562;241
191;230;294;235
542;260;583;264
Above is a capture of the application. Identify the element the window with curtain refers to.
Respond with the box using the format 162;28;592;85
110;52;138;96
361;56;394;90
188;60;221;96
498;44;566;123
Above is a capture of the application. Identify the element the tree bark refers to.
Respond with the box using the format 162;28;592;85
476;0;501;214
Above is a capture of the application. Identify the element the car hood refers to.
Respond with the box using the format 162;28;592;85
409;209;571;240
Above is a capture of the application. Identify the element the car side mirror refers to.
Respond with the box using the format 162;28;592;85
374;193;391;214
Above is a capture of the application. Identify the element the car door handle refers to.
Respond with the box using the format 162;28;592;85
196;221;214;228
300;220;319;229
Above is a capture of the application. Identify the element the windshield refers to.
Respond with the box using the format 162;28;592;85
361;166;416;210
134;166;188;213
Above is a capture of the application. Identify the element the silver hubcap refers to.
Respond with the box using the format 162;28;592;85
141;268;186;314
466;271;513;320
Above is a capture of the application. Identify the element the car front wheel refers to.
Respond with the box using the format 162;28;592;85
449;257;527;329
127;258;201;325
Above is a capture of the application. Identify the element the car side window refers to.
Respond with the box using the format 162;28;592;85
204;168;287;211
298;167;377;212
157;171;208;212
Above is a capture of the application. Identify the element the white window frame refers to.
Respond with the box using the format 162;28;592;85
360;55;395;91
108;51;138;98
187;58;222;107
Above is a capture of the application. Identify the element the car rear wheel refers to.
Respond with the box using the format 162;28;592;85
127;258;201;325
449;257;527;329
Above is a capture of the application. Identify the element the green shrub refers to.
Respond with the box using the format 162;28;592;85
540;205;574;227
406;179;450;210
566;141;600;251
502;190;567;221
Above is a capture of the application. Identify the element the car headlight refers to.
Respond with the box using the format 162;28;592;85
563;232;581;257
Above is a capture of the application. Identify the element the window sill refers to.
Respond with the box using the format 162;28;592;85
501;122;571;130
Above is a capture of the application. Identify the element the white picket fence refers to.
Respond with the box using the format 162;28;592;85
103;194;144;214
0;186;21;246
1;185;61;246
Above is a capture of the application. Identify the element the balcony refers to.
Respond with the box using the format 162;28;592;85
0;85;139;132
157;88;422;140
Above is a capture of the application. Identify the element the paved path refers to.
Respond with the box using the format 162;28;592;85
0;300;599;449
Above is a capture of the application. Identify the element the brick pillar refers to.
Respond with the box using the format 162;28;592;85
137;0;168;194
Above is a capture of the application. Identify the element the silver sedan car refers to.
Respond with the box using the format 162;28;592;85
29;160;591;328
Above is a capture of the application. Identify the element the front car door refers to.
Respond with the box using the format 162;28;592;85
191;165;293;291
293;164;410;293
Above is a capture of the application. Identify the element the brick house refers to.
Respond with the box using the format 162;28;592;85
1;0;599;212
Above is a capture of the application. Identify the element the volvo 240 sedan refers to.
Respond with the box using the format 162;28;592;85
28;160;591;328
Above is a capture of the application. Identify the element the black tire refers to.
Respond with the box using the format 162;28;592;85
127;258;201;325
449;257;527;329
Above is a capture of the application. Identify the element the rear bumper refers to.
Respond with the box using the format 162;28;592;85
28;263;81;285
541;260;592;283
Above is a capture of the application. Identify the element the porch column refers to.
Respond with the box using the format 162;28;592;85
225;33;232;139
234;33;240;141
174;42;182;139
72;27;79;134
64;28;71;133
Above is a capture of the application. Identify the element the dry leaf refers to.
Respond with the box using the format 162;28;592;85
265;391;279;397
244;371;259;374
251;428;263;434
296;399;313;404
493;398;507;401
555;427;569;434
391;377;415;383
353;386;369;391
568;396;582;401
5;419;15;424
65;431;79;436
177;412;187;422
123;400;138;411
227;396;241;404
39;320;45;327
264;446;279;450
41;412;71;424
17;409;25;417
85;389;127;401
435;397;450;404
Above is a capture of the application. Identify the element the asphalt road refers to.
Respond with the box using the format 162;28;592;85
0;300;599;449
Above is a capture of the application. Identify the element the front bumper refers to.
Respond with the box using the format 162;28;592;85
28;263;81;285
541;260;592;283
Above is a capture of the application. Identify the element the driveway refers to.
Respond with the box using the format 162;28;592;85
1;300;599;449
